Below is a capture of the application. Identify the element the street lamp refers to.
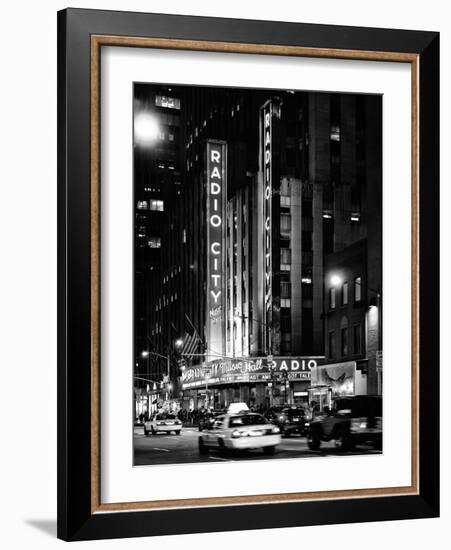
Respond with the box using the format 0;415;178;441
330;274;342;287
134;112;160;146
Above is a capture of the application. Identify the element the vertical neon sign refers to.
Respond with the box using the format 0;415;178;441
206;140;227;359
262;102;272;354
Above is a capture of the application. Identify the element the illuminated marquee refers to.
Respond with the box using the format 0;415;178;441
206;140;227;357
262;102;272;353
181;356;325;389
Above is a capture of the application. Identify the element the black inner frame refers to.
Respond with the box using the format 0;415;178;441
57;8;439;541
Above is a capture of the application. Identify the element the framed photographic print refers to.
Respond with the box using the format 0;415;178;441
57;8;439;541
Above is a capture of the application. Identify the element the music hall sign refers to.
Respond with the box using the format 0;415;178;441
182;356;325;389
205;140;227;358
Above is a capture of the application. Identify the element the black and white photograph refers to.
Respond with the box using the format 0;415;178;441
133;83;383;466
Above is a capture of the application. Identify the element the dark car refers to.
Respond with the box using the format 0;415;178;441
307;395;382;451
265;406;309;437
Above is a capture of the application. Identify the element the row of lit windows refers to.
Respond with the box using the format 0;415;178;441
329;277;361;309
148;237;161;248
162;266;181;284
156;160;177;171
158;131;176;142
137;199;164;211
329;323;362;358
155;95;181;110
323;211;361;222
155;292;178;312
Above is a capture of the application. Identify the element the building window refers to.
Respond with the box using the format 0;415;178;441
353;324;362;354
329;287;336;309
328;331;335;358
280;213;291;235
354;276;362;302
281;299;291;308
281;281;291;299
281;332;292;354
330;125;341;141
148;237;161;248
341;327;348;357
280;248;291;271
137;200;148;210
149;199;164;211
280;195;291;207
342;281;348;305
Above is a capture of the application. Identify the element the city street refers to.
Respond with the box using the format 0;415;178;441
133;426;381;466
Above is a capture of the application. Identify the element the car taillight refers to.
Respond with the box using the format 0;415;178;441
350;417;367;432
175;420;181;425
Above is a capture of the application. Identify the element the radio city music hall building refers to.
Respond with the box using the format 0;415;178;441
133;83;382;412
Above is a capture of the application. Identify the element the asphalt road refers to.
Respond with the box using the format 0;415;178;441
133;426;381;466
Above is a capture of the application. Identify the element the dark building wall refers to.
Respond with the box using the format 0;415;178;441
324;239;368;367
365;95;383;395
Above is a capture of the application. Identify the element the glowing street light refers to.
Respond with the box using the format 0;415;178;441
175;338;183;348
330;274;342;287
141;350;149;358
134;112;159;145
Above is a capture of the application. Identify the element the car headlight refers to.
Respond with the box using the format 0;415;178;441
271;427;280;434
157;421;164;426
350;418;367;432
